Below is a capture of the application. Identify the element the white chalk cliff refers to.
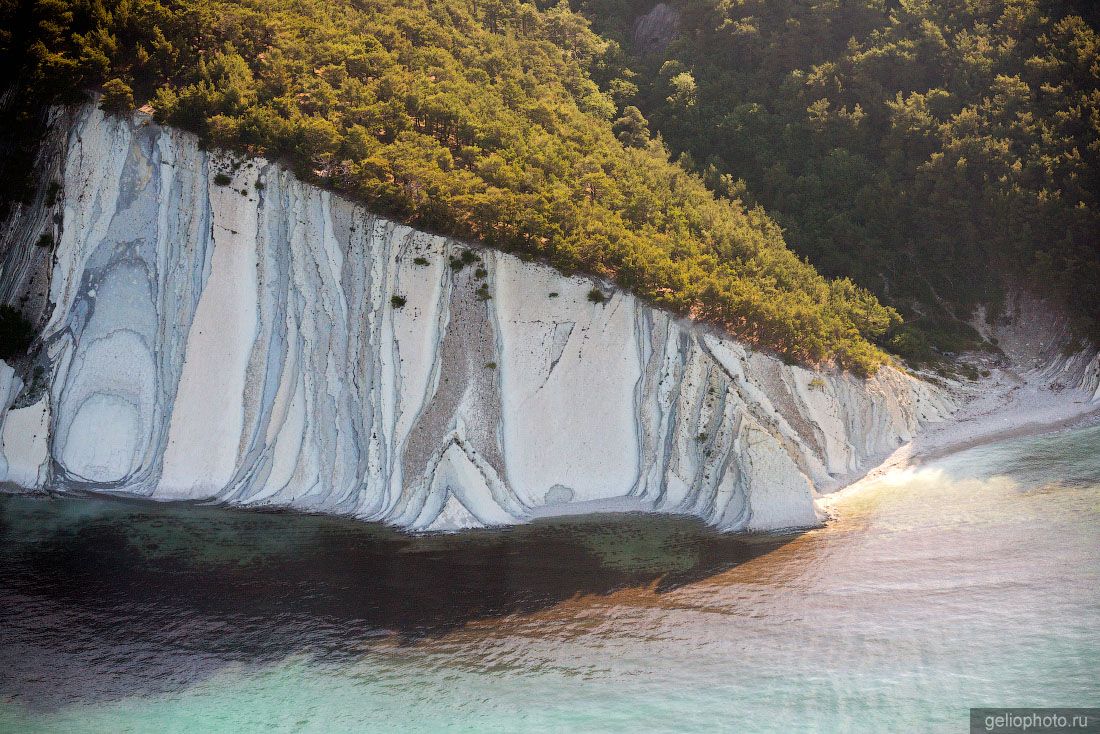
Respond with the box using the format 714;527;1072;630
4;104;1090;532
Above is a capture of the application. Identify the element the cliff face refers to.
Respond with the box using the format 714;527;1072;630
977;292;1100;402
632;3;680;54
0;106;957;531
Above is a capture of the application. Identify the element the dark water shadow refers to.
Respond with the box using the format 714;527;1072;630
0;493;799;710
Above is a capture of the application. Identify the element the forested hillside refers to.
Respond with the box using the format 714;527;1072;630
0;0;900;374
577;0;1099;360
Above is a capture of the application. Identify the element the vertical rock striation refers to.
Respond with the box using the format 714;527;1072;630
0;106;960;531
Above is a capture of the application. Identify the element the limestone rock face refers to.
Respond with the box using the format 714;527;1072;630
0;106;957;531
632;3;681;54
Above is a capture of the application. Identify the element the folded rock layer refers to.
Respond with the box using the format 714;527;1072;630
0;106;959;531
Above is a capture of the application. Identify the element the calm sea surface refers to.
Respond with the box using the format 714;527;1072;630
1;423;1098;733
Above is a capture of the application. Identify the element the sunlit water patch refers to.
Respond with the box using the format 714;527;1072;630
2;423;1098;732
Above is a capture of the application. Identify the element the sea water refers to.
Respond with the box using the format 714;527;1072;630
1;423;1098;733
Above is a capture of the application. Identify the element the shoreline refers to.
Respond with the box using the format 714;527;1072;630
818;363;1100;514
4;339;1098;535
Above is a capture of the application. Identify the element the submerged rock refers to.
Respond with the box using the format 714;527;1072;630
0;106;959;531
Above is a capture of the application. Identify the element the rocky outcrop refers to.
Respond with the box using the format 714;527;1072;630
976;292;1100;401
0;105;957;531
632;3;680;54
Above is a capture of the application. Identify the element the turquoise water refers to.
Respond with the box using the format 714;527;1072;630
1;423;1098;733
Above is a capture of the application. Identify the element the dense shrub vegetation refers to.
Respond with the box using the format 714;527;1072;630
578;0;1100;358
0;0;901;374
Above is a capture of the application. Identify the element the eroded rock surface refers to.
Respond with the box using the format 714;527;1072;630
0;106;960;531
633;3;680;54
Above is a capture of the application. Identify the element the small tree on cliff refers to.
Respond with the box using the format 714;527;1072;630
99;79;135;116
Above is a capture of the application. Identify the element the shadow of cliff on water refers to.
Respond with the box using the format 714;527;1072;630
0;492;800;709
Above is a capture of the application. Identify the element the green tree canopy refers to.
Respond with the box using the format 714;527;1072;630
0;0;907;374
576;0;1100;361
